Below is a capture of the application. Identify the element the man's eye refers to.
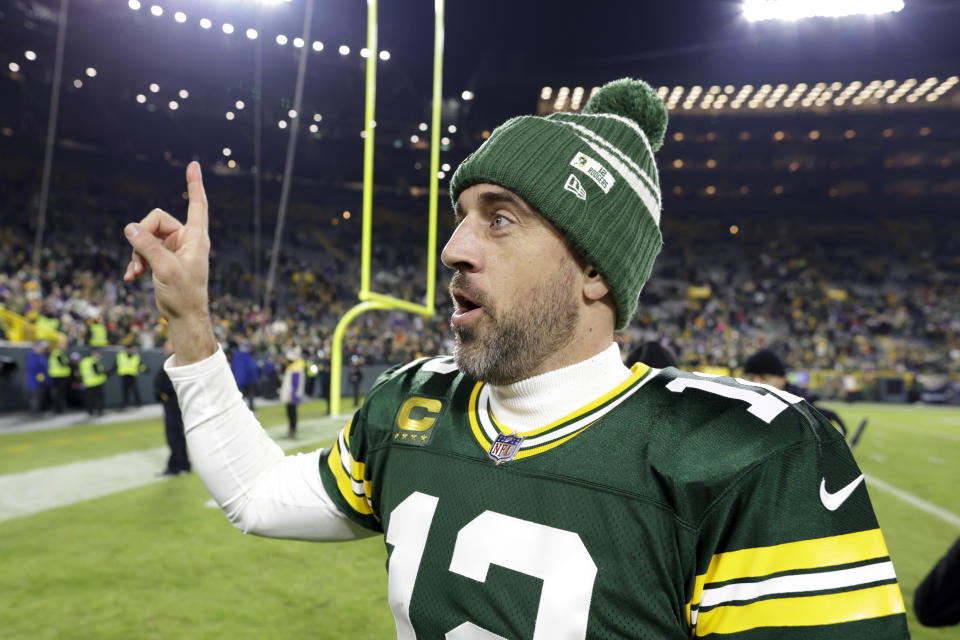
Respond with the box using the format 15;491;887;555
492;215;510;228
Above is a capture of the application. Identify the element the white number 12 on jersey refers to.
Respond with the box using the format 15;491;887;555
386;491;598;640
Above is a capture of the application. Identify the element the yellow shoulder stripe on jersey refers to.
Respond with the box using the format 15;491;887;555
695;583;905;636
326;421;375;517
326;442;374;516
687;528;890;625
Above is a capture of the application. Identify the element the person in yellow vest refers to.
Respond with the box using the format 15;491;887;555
88;319;109;347
79;350;108;417
116;344;146;408
48;338;73;414
35;313;60;338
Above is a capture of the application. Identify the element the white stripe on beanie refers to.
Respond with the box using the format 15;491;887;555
555;118;661;207
573;133;661;225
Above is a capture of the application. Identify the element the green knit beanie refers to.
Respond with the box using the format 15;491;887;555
449;78;667;330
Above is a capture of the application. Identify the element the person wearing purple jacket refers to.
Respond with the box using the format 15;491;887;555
26;340;49;414
231;341;259;410
280;347;305;439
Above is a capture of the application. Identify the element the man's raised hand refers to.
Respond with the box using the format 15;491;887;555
123;161;217;364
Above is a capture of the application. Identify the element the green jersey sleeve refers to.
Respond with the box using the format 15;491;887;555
317;357;447;534
688;408;909;639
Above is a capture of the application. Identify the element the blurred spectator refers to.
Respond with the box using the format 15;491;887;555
279;347;305;439
742;349;789;390
231;341;259;410
47;338;72;414
79;349;108;417
914;536;960;627
349;356;364;407
116;343;146;409
627;340;678;369
742;348;850;438
26;340;49;414
154;340;190;476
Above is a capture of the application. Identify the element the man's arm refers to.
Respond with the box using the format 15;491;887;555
914;536;960;627
125;162;370;541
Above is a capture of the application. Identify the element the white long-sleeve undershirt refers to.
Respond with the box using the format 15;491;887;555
167;343;629;541
166;348;373;541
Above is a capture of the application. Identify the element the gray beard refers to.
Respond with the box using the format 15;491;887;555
452;271;578;385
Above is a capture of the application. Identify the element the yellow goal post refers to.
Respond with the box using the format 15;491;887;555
328;0;446;415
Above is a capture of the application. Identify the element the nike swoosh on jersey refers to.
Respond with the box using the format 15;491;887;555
820;474;865;511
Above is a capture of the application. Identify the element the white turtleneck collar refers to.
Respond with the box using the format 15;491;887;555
486;342;632;431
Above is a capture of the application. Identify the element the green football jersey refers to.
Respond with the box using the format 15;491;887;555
318;356;909;639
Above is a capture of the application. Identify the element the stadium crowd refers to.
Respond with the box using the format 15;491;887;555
3;187;957;385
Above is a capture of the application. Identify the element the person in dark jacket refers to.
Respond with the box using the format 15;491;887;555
741;348;853;439
154;340;190;476
26;340;49;414
231;341;259;410
915;536;960;627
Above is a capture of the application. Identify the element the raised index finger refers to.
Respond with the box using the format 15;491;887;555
185;161;208;232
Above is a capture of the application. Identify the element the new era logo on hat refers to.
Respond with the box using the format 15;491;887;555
570;152;615;193
564;174;587;200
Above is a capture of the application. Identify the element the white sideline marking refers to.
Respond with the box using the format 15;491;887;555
0;418;347;523
865;473;960;529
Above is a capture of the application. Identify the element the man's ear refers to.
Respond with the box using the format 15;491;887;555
582;265;609;302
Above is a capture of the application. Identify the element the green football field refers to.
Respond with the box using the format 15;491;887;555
1;399;958;638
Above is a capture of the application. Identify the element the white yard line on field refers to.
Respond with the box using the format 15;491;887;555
865;473;960;529
0;417;347;524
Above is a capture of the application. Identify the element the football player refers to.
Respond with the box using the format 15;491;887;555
123;78;909;639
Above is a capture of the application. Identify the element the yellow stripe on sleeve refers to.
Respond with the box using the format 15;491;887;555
695;583;905;636
688;529;890;613
326;440;374;516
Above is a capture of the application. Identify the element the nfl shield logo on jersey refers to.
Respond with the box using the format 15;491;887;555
488;433;524;464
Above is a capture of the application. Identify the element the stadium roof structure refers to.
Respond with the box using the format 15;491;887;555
539;76;960;117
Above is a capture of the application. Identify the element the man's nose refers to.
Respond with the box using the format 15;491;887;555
441;217;481;273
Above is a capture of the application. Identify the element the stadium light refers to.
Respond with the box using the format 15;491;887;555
379;50;390;60
149;83;159;92
200;18;212;30
338;45;350;55
743;0;905;22
73;79;82;88
222;23;235;35
168;100;178;110
278;120;287;129
309;124;318;133
312;41;323;51
293;37;304;48
174;11;186;23
136;94;146;103
179;89;189;99
8;61;20;72
235;100;245;110
85;67;97;77
150;5;162;17
276;34;288;45
128;0;140;9
246;28;258;39
222;147;232;157
461;90;474;101
288;109;297;118
225;111;235;120
25;50;37;61
313;113;322;122
360;47;370;58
